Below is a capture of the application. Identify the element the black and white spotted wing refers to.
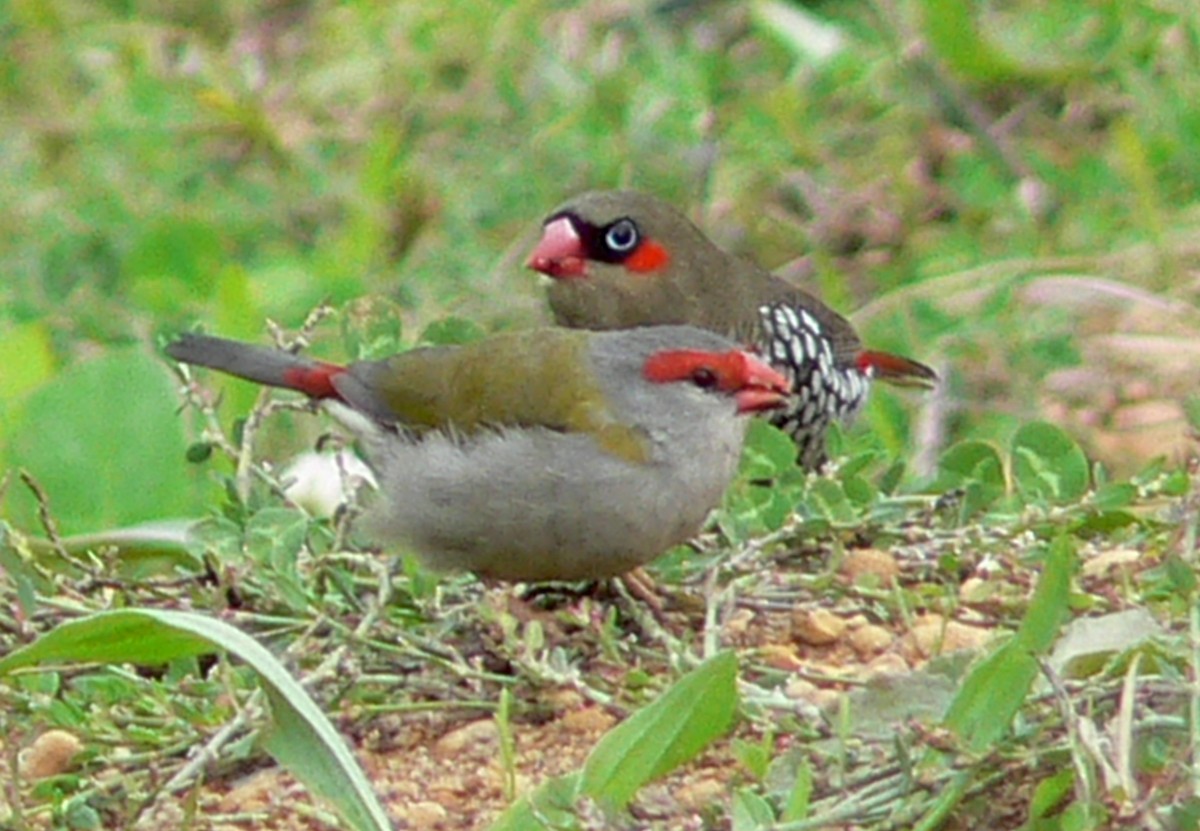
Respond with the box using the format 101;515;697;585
757;302;873;468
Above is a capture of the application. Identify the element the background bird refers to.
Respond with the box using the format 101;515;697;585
167;326;790;582
526;189;937;469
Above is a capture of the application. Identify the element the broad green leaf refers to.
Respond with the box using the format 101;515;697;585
944;537;1073;751
1015;536;1075;654
18;519;204;579
782;759;813;822
933;440;1006;517
243;507;313;610
1162;470;1191;497
579;651;738;811
741;419;797;481
935;440;1005;491
807;478;857;523
942;639;1037;753
1166;555;1198;595
6;349;204;534
732;787;775;830
1091;482;1136;511
0;609;391;831
1029;768;1074;819
487;773;579;831
1011;422;1089;504
878;460;906;495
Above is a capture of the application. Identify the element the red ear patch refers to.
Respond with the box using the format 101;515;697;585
624;238;670;273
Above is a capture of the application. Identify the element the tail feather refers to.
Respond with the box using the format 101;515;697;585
857;350;938;390
166;334;345;400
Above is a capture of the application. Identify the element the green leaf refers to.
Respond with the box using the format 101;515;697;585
1029;768;1074;818
781;760;813;822
942;639;1037;754
732;787;775;830
732;735;772;781
933;440;1006;516
1162;470;1191;497
486;773;579;831
807;478;857;523
579;651;738;811
1015;536;1075;654
482;655;741;830
6;349;204;534
944;537;1073;751
936;440;1005;488
878;460;906;495
1165;555;1197;595
0;610;391;831
1091;482;1136;511
1011;422;1089;504
23;519;204;579
741;419;797;481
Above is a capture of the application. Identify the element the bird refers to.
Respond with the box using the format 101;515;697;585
526;189;938;469
166;326;790;582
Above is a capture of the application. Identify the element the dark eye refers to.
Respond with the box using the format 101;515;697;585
604;219;639;253
691;367;718;389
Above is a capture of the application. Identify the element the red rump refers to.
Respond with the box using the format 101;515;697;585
281;362;346;400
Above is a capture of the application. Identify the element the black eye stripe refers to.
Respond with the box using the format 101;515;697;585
554;211;642;265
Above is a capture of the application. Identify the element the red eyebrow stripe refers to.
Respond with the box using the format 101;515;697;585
643;348;791;395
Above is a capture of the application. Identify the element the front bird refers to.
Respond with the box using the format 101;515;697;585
526;190;938;469
166;326;789;582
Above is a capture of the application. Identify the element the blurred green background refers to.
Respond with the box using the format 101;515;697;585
2;0;1198;535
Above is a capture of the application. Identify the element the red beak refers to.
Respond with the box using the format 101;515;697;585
526;217;588;279
733;352;792;414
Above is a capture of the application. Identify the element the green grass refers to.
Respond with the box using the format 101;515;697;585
2;0;1200;828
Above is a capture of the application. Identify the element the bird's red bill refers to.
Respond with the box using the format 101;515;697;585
730;352;791;414
734;387;788;413
644;348;790;414
526;217;588;279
